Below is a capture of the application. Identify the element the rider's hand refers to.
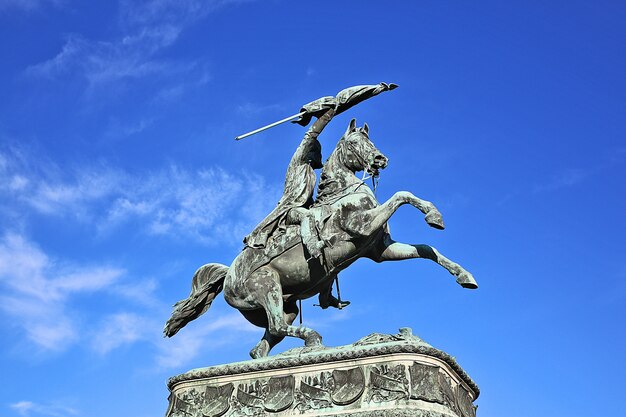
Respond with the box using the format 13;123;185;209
292;96;337;126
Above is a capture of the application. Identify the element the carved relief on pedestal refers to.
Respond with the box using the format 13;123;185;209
409;362;445;404
366;364;409;403
170;388;205;417
440;371;459;413
203;383;234;417
408;360;462;414
166;331;479;417
295;372;334;412
265;375;295;412
456;383;477;417
231;380;265;416
230;376;295;416
331;367;365;405
294;367;365;412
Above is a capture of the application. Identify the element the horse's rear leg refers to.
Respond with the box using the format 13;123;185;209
247;267;322;358
249;301;299;359
370;237;478;289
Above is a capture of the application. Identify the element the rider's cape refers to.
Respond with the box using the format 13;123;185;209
243;144;317;250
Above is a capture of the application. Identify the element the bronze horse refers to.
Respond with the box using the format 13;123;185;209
164;119;477;358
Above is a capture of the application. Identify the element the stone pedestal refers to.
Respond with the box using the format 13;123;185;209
165;328;478;417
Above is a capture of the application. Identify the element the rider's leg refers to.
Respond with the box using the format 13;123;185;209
287;207;324;258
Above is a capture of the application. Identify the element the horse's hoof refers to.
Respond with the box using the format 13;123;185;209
249;340;270;359
425;210;445;230
304;332;323;347
456;272;478;289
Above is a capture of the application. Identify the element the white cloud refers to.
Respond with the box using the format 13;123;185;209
0;233;124;351
87;308;258;368
10;400;77;417
0;148;280;247
111;278;160;307
155;313;257;369
25;29;181;86
0;230;261;360
91;312;150;354
24;0;247;89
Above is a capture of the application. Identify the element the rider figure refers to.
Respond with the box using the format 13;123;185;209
244;98;349;309
244;83;397;310
243;97;335;259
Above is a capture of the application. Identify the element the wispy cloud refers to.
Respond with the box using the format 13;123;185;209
0;229;259;361
0;148;279;246
24;0;246;90
154;313;257;369
88;308;258;369
10;400;77;417
104;117;155;139
91;312;151;355
25;28;183;87
0;0;64;13
118;0;249;28
532;168;588;193
0;233;124;351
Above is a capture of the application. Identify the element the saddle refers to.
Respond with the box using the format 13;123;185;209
244;208;334;276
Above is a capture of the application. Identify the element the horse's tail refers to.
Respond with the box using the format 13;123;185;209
163;263;229;337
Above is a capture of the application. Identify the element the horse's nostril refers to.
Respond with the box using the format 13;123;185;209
374;155;388;167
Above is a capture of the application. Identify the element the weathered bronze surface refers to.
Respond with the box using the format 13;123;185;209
163;83;478;359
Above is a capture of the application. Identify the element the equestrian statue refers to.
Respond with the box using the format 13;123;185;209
164;82;478;359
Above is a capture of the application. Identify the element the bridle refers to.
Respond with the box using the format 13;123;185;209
342;133;381;194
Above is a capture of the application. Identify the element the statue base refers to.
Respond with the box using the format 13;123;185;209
165;328;478;417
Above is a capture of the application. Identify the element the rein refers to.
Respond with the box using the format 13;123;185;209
314;181;370;207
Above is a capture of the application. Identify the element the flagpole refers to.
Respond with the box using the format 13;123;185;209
235;111;306;141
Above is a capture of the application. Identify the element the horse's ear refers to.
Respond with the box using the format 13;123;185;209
363;122;369;134
345;118;357;136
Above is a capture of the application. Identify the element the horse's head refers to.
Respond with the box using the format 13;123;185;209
339;118;388;177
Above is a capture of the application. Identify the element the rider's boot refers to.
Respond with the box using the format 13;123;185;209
319;294;351;310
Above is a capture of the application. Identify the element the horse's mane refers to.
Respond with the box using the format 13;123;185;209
315;130;367;205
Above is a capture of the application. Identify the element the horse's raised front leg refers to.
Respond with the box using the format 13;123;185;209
346;191;444;236
369;236;478;289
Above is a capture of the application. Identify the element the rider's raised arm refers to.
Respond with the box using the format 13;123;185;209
288;104;336;168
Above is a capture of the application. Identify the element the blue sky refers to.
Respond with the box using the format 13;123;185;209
0;1;625;416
